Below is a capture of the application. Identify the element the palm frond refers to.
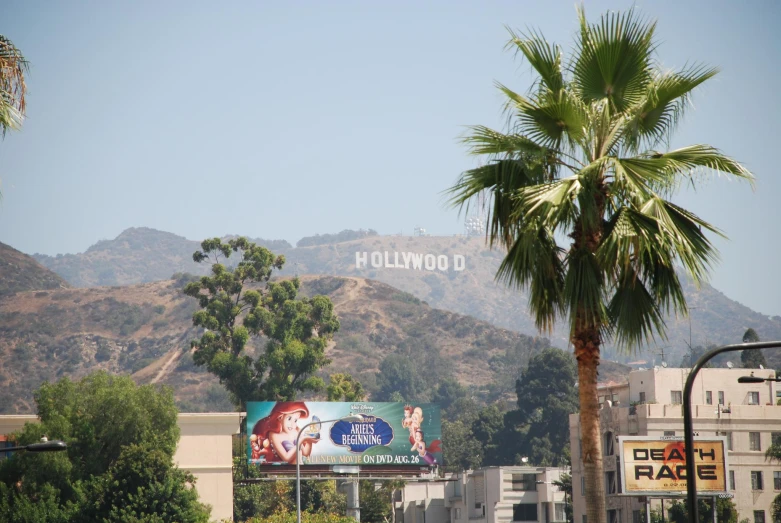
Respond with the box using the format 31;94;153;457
497;83;589;150
505;27;563;94
564;247;608;336
0;35;28;135
447;157;550;248
614;145;753;196
640;198;722;285
462;125;549;158
516;175;582;232
607;267;666;349
496;223;566;332
573;6;656;112
624;65;719;150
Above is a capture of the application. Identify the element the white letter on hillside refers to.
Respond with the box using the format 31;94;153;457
394;252;402;268
384;251;394;268
437;255;448;271
355;252;368;269
424;254;436;271
454;255;465;271
402;252;413;269
411;253;423;270
371;252;382;268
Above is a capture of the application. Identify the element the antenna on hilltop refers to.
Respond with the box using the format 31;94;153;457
726;361;734;369
464;192;486;237
413;226;427;237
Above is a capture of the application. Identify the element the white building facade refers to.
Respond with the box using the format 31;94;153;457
569;367;780;523
395;466;569;523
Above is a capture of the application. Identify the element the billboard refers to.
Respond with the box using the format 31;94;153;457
246;402;442;467
619;436;728;495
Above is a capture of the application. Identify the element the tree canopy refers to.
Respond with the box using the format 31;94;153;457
184;237;339;408
0;372;210;523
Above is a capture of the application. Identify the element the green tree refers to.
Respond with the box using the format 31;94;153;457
667;498;736;523
374;354;424;401
552;473;573;523
515;348;578;466
185;237;339;408
431;378;468;416
441;420;483;471
0;372;210;523
446;9;752;522
767;437;781;523
327;373;366;401
741;328;766;368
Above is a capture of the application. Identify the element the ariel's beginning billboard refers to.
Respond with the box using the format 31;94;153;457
246;402;442;466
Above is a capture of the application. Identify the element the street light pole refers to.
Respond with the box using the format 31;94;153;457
683;341;781;523
296;414;364;523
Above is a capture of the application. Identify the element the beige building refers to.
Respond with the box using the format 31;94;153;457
0;412;240;522
393;466;569;523
569;367;780;523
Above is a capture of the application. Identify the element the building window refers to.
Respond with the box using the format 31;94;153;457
454;508;462;520
511;474;536;491
772;432;781;446
664;431;676;437
748;391;760;405
718;391;725;405
750;432;762;451
774;471;781;491
718;431;733;451
754;511;765;523
554;503;566;522
751;471;764;491
633;510;642;523
605;432;614;455
512;503;538;522
582;516;588;523
639;392;646;403
705;391;713;405
671;391;682;404
606;471;616;494
729;470;735;490
581;476;585;496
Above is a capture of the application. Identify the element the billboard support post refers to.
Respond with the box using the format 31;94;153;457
683;341;781;523
296;414;365;523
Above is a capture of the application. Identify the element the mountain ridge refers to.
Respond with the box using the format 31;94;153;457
23;227;781;368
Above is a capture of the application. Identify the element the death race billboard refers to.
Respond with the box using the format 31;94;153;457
619;436;728;495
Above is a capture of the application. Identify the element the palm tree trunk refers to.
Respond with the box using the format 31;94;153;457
574;327;606;523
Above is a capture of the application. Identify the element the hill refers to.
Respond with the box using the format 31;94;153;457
26;227;781;367
31;227;291;287
0;241;70;297
0;274;631;413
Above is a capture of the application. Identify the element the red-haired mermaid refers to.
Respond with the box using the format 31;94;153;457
252;402;319;464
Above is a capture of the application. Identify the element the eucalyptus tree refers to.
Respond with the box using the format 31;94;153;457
447;8;753;522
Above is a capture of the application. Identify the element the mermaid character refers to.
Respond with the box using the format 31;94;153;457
411;429;438;466
401;405;414;428
252;402;319;464
407;406;424;444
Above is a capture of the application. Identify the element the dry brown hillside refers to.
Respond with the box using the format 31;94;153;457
0;273;631;413
0;241;70;297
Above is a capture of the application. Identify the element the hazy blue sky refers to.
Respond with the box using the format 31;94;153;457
1;1;779;317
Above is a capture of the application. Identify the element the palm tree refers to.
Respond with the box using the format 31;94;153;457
447;8;753;523
0;34;28;135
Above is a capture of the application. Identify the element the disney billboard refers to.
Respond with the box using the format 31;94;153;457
246;402;442;466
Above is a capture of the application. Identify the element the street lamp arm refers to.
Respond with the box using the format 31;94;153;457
3;440;68;453
684;340;781;523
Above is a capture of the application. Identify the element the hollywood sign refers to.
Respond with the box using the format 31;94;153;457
355;251;465;272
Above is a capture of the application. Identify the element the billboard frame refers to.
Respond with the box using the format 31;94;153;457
617;435;729;497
